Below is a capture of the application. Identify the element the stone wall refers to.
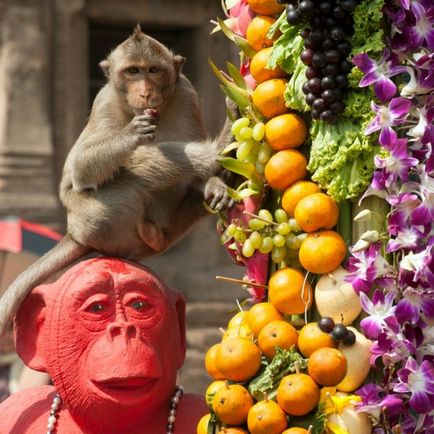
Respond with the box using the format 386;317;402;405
0;0;244;394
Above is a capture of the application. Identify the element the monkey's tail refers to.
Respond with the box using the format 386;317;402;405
0;234;90;336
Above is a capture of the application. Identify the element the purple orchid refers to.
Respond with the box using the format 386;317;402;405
353;50;407;101
386;226;425;253
360;290;397;339
396;288;434;324
400;246;434;287
406;3;434;50
394;357;434;413
346;242;395;294
365;98;412;146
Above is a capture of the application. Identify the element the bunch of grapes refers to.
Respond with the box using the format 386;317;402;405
279;0;357;123
224;208;308;265
230;117;273;174
318;316;356;346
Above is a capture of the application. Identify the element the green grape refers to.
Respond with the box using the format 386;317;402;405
255;161;265;174
276;222;291;235
271;245;288;263
285;233;301;250
242;239;255;258
252;122;265;141
231;117;250;136
258;209;273;223
273;233;286;248
248;218;266;231
226;223;237;236
235;134;244;143
234;230;246;243
259;236;274;253
239;126;253;140
297;233;308;243
249;231;263;249
289;218;302;232
257;142;272;164
244;150;257;165
236;140;254;161
274;209;288;224
286;248;299;258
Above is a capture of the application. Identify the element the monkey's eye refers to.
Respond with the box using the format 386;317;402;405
126;66;140;74
149;66;160;73
129;299;151;311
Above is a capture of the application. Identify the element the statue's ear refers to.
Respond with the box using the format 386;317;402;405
14;285;51;372
168;288;186;369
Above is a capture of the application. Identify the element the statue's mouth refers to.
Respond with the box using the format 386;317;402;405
91;377;158;399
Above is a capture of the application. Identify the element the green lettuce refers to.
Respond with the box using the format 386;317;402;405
248;347;307;401
284;56;310;112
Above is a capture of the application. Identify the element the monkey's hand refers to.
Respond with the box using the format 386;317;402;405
126;111;158;146
204;176;234;212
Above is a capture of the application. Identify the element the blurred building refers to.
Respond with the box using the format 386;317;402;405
0;0;246;393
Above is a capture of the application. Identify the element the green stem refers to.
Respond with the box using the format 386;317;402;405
337;200;352;250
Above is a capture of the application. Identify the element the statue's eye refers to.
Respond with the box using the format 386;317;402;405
88;302;106;313
130;299;151;311
149;66;160;73
127;66;140;74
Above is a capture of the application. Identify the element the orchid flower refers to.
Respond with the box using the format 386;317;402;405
353;50;407;102
407;3;434;50
365;98;412;146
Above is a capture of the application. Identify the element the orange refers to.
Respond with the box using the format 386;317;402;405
205;380;226;407
307;347;347;386
250;47;287;84
265;113;307;150
252;78;288;119
264;149;307;191
227;310;248;329
222;321;254;340
246;15;277;52
247;398;288;434
218;428;249;434
246;302;284;337
215;337;261;382
282;181;320;218
277;373;321;416
212;383;254;426
299;230;347;274
294;192;339;233
196;413;211;434
297;322;337;358
247;0;285;15
282;429;310;434
258;320;298;359
205;343;226;380
268;268;313;315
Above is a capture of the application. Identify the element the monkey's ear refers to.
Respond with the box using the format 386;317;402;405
99;60;110;78
132;23;145;41
173;55;186;77
14;286;50;372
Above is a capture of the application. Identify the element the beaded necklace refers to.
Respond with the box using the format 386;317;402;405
46;384;184;434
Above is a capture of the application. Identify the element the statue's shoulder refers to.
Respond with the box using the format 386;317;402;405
0;385;55;433
174;393;208;434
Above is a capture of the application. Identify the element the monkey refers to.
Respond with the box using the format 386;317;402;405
0;26;236;336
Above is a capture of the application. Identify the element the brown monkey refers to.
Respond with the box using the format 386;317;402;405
0;26;234;335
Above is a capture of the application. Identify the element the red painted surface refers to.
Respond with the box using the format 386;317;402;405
0;258;207;433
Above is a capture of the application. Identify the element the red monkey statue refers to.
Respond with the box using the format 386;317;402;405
0;258;207;433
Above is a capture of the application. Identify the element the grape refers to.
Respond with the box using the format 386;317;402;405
242;239;255;258
239;126;253;140
249;231;263;249
301;49;314;66
310;29;324;45
318;317;335;333
303;37;316;50
341;60;352;74
321;38;334;51
311;16;322;27
289;218;301;232
325;49;340;64
297;233;308;243
321;76;336;89
274;209;288;223
331;27;345;41
308;77;322;93
258;209;274;223
332;5;345;18
335;74;348;88
324;17;337;29
337;41;351;56
330;100;345;115
233;230;246;243
305;66;320;79
248;218;266;231
226;223;237;236
277;222;291;235
323;63;339;75
300;28;310;39
306;93;317;106
286;233;301;250
342;329;356;346
298;0;315;18
311;109;321;120
257;143;272;164
252;122;265;141
318;1;332;15
255;161;265;174
312;98;327;112
286;6;301;24
259;236;274;254
231;117;250;136
273;234;286;248
320;110;334;122
236;140;254;161
302;81;311;95
331;324;349;342
271;245;288;263
312;52;327;68
322;89;337;103
342;0;356;12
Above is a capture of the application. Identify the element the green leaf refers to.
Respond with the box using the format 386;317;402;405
225;0;239;9
266;10;287;38
227;186;258;200
217;18;257;57
226;61;247;90
217;156;262;187
220;141;239;155
220;84;251;110
208;58;232;87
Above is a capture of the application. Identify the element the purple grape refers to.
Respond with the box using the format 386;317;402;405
304;38;317;50
308;77;322;93
286;5;301;24
324;17;337;28
322;38;335;51
318;1;332;15
321;76;336;89
330;100;345;114
312;98;327;111
302;81;311;95
325;49;341;63
311;16;322;27
323;63;340;75
306;93;317;106
311;109;321;119
298;0;315;18
331;27;345;41
312;52;327;68
320;109;334;122
301;28;311;39
301;49;314;66
332;5;345;18
331;324;349;342
305;66;321;79
318;317;335;333
341;60;353;74
322;89;337;103
335;73;348;88
342;329;356;346
342;0;357;12
310;29;324;45
337;40;351;56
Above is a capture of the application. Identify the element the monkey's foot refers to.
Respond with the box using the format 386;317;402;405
204;176;234;212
